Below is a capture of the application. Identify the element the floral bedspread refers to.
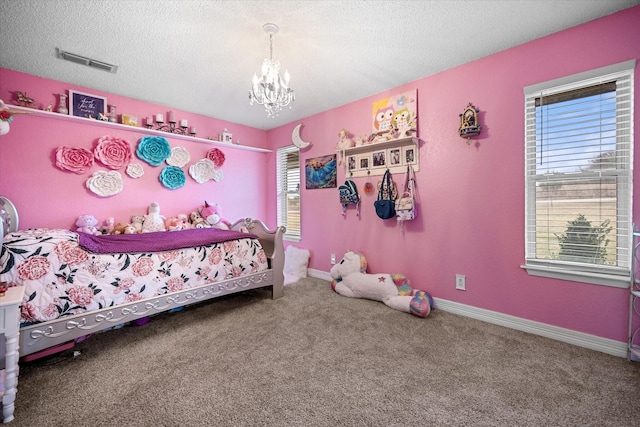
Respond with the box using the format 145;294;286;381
0;228;268;325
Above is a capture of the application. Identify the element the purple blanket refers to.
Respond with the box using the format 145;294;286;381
77;228;258;254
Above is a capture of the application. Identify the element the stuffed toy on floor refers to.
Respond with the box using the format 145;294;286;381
330;251;433;318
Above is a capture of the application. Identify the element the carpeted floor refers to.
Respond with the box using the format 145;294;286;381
8;277;640;426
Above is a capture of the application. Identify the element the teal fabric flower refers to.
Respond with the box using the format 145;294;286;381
136;136;171;166
159;165;186;190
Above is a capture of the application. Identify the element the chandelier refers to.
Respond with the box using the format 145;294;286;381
249;23;295;118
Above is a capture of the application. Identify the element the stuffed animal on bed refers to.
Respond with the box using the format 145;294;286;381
165;214;190;231
99;217;115;235
329;251;433;318
113;222;137;235
200;201;231;230
75;214;101;235
141;201;166;233
189;210;210;228
131;215;144;233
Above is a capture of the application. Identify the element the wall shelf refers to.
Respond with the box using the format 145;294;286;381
5;104;271;153
341;136;419;178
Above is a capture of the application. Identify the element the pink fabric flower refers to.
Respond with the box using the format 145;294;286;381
94;135;132;170
206;148;226;168
55;146;95;174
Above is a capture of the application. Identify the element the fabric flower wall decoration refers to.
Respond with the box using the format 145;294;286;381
136;136;171;166
189;158;215;184
94;135;132;170
166;146;190;167
206;148;225;168
55;146;95;174
126;163;144;179
85;170;124;197
159;165;186;190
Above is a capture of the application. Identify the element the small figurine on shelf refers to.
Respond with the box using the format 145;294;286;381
57;93;68;115
44;103;53;112
336;128;354;165
15;91;35;108
109;105;117;123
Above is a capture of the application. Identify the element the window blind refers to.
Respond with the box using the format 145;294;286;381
524;61;634;281
276;146;301;240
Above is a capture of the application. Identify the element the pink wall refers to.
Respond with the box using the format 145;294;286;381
0;70;270;229
1;6;638;344
266;6;640;343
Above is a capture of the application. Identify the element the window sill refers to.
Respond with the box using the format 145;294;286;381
521;264;630;288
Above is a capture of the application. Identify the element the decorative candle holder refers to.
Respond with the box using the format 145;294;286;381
152;112;196;136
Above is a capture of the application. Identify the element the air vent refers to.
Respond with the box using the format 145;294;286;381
56;48;118;73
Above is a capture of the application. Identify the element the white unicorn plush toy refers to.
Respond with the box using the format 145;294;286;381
330;251;433;318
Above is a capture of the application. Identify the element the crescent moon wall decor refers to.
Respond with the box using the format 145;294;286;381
291;123;312;148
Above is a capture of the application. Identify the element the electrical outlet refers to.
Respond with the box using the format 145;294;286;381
455;274;466;290
331;253;336;264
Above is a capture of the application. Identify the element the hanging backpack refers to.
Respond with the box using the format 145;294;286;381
339;178;360;217
396;165;416;222
374;169;398;220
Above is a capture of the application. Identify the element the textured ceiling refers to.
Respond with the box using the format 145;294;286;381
1;0;638;130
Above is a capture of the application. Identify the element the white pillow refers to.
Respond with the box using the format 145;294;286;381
283;245;310;285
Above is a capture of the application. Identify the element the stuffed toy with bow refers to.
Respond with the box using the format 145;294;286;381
330;250;432;318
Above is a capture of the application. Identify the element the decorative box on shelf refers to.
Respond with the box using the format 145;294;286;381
218;128;233;143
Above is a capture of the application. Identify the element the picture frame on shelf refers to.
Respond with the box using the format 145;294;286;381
358;154;371;171
69;90;107;119
347;154;357;172
403;146;417;165
372;150;386;168
389;148;401;166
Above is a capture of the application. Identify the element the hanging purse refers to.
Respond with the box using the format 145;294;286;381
396;165;416;221
374;169;397;220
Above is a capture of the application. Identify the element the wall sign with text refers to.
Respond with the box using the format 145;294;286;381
69;90;107;119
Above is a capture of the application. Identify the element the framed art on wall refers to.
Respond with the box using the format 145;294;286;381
69;90;107;119
305;154;337;189
371;89;418;139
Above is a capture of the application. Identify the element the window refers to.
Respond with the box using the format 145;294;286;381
277;145;301;241
523;60;635;287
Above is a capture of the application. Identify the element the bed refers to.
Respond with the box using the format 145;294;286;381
0;218;285;359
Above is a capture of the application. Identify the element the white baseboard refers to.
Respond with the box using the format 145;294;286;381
308;269;627;358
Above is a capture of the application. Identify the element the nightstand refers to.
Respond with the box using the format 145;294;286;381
0;286;24;423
